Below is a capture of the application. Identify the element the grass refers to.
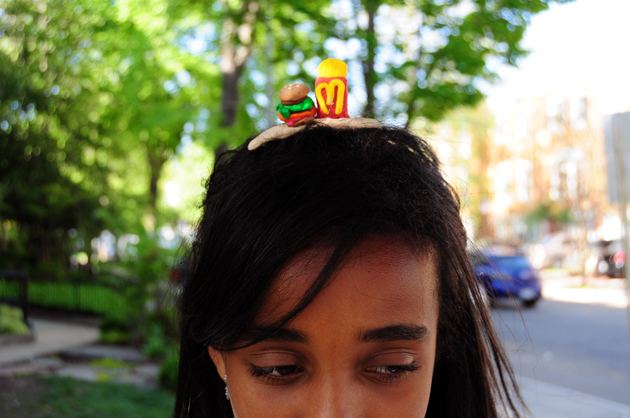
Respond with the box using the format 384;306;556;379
0;375;175;418
90;358;128;369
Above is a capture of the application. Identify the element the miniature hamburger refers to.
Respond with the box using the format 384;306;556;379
276;83;317;127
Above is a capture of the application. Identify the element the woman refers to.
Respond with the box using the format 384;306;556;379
175;123;524;418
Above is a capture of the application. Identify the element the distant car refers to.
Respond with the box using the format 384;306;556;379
609;250;626;278
471;253;542;308
598;240;625;278
524;232;577;269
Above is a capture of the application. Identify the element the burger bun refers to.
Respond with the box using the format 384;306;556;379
279;83;310;104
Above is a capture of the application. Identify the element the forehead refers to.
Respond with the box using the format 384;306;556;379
257;235;439;328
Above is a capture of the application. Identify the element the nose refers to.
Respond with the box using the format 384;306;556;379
307;375;363;418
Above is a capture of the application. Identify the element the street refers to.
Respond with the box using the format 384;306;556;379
492;278;630;406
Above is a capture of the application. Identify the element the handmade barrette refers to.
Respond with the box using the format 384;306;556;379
248;58;380;151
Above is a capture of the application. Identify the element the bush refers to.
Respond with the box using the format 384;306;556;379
90;358;128;369
142;323;169;359
0;304;29;335
99;307;133;345
99;330;132;345
158;348;179;391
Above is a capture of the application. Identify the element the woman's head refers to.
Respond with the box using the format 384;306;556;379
176;125;521;418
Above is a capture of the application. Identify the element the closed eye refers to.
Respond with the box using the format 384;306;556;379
249;364;305;384
364;362;420;384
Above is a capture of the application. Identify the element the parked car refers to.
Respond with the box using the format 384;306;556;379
598;240;625;278
471;252;542;308
523;232;577;269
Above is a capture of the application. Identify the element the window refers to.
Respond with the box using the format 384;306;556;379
551;147;585;201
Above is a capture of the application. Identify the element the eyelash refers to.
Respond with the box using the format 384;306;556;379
249;362;420;385
365;363;420;384
249;365;305;384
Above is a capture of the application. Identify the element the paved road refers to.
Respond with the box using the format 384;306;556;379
492;295;630;406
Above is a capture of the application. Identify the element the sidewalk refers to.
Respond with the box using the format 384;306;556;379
518;376;630;418
541;274;628;308
0;318;99;367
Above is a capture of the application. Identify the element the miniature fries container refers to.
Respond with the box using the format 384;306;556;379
315;58;349;119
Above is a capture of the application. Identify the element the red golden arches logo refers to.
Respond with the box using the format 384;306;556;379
315;59;349;119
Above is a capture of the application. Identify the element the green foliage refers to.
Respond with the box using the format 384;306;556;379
97;371;114;383
120;230;175;304
0;376;175;418
100;309;132;333
94;232;179;347
29;281;127;314
331;0;574;122
525;201;573;227
158;348;180;392
90;357;128;370
0;304;29;335
142;322;169;359
1;0;573;358
0;0;114;272
0;0;201;275
99;304;133;345
99;329;133;345
0;278;20;298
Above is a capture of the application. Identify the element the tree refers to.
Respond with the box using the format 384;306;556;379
167;0;335;149
0;0;114;271
332;0;573;123
0;0;200;271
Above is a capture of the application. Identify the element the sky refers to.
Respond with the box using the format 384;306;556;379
487;0;630;114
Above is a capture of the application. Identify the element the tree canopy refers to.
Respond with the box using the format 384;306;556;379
0;0;570;274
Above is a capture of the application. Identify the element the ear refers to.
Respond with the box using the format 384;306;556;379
208;347;227;378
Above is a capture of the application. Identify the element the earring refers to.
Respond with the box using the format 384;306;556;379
224;374;230;400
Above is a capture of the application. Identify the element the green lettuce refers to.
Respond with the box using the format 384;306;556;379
276;96;315;119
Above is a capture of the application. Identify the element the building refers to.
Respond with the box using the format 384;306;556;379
485;85;615;245
426;85;622;247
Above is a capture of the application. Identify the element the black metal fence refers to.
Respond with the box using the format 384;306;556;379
0;272;127;316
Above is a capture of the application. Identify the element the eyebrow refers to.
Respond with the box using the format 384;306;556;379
244;323;428;345
244;326;309;344
360;324;428;343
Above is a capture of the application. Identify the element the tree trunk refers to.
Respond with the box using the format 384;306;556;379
265;20;275;127
221;63;246;127
404;88;417;130
0;220;6;251
363;1;378;117
37;231;50;265
147;148;166;211
220;17;252;127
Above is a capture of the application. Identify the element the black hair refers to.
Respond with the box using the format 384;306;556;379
175;124;524;418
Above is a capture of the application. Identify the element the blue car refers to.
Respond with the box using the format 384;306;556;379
471;253;542;308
